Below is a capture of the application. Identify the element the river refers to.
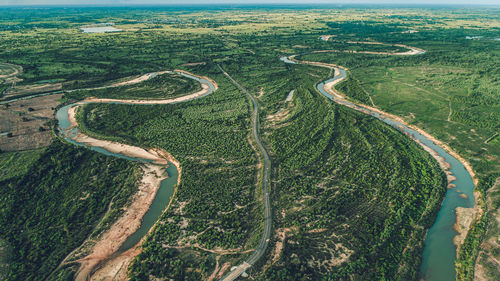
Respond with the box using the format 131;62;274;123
311;62;475;281
54;53;475;280
55;70;216;254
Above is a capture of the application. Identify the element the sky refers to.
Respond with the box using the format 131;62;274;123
1;0;499;6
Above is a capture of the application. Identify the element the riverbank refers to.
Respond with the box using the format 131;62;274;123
85;83;209;104
292;54;478;266
82;153;181;281
454;190;483;252
58;69;215;280
67;105;167;164
67;105;183;280
81;70;217;104
74;164;167;281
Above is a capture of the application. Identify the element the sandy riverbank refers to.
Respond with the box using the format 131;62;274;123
84;70;217;105
85;83;209;104
74;164;167;281
67;106;168;164
87;150;181;281
318;64;480;256
454;190;483;252
63;69;204;280
66;107;183;280
174;69;219;91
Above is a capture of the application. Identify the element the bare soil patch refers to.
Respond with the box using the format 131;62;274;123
0;62;22;84
0;94;62;151
180;62;206;66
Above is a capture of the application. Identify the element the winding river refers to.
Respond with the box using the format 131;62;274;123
54;70;217;273
5;39;476;280
282;40;476;280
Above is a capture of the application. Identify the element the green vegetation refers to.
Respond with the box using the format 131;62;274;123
456;175;500;281
78;66;261;280
64;72;201;100
220;53;447;279
0;6;498;281
0;149;43;181
336;76;371;104
0;140;141;280
0;239;11;280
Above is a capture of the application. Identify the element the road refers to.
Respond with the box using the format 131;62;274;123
217;65;272;281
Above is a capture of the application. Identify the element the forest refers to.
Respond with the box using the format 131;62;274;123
0;6;498;281
0;140;140;280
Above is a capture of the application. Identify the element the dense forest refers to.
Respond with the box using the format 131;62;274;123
0;140;141;280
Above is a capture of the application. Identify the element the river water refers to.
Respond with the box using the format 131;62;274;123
314;65;475;281
55;71;216;253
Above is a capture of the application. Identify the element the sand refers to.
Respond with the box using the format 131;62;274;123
62;70;217;281
84;70;218;105
110;73;158;87
292;49;481;260
74;164;167;281
68;105;172;165
453;191;483;254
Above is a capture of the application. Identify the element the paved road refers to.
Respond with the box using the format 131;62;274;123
218;65;272;281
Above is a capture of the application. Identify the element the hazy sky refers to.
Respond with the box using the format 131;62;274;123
1;0;498;6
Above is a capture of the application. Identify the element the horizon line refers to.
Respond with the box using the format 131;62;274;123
1;3;500;8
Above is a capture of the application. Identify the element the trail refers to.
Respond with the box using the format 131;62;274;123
217;65;272;281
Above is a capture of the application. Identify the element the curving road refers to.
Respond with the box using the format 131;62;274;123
217;65;272;281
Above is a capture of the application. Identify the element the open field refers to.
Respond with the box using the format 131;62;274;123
0;94;61;151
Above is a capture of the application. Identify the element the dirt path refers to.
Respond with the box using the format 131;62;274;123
448;100;453;122
0;62;22;79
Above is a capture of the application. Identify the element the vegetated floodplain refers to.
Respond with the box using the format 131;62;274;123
0;5;498;281
219;51;446;279
78;64;261;280
299;19;500;280
0;140;141;280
